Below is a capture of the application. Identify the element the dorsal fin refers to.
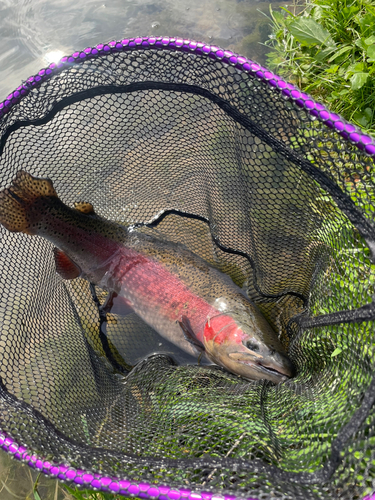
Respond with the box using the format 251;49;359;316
74;202;96;215
53;247;81;280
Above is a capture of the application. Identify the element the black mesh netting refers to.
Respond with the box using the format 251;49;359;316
0;43;375;500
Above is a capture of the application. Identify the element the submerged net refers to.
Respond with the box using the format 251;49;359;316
0;38;374;500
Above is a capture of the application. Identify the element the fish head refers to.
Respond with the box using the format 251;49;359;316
202;312;294;384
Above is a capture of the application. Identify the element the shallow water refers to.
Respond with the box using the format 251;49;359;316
0;0;285;497
0;0;285;100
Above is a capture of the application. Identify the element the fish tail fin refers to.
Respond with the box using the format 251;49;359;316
0;170;57;234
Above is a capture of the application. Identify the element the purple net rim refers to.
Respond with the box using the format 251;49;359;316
0;430;374;500
0;35;375;156
0;431;262;499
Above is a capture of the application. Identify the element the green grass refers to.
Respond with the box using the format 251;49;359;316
265;0;375;135
62;486;126;500
264;0;375;358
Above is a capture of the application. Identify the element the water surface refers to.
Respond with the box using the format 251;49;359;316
0;0;285;99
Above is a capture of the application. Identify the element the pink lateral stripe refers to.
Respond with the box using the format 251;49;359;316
110;247;216;341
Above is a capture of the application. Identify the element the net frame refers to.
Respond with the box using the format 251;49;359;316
0;36;374;500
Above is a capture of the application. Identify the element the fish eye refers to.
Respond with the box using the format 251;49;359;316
245;341;259;352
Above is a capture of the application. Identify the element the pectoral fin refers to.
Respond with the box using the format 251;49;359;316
178;316;205;352
53;247;81;280
100;292;134;316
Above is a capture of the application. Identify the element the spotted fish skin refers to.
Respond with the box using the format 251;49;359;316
0;171;294;383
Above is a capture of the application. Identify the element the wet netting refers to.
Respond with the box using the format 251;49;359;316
0;37;375;500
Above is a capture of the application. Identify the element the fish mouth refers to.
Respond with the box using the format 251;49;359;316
253;362;289;380
243;360;289;381
228;352;293;380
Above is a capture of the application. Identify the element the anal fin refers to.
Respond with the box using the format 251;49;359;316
53;247;81;280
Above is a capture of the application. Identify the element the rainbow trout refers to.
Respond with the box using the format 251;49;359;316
0;171;294;383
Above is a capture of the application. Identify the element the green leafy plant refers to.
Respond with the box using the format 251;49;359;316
265;0;375;134
63;486;126;500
